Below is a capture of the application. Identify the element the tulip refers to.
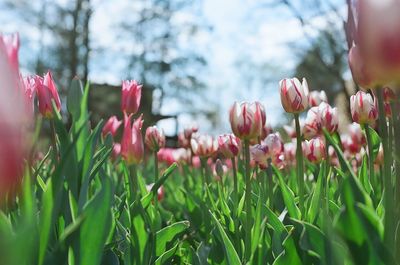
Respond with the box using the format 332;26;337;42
284;141;297;166
178;132;190;148
218;134;240;158
250;144;269;169
383;87;396;103
279;77;309;113
111;143;121;161
308;90;327;107
350;91;378;125
184;124;198;139
258;102;267;126
229;101;263;140
348;122;366;146
303;106;322;139
36;71;61;119
121;80;142;115
121;114;144;165
348;45;377;88
263;133;283;155
190;133;218;157
0;33;19;74
214;159;225;180
145;126;166;152
319;102;339;134
102;116;122;137
342;134;362;155
304;137;326;164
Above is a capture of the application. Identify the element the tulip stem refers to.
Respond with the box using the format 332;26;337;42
294;113;305;218
154;151;159;208
231;157;238;210
266;158;274;210
377;89;395;254
392;100;400;227
364;124;375;188
244;139;252;262
50;120;58;161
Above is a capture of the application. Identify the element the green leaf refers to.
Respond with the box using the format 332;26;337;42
155;243;180;265
209;211;241;265
359;155;373;195
38;178;54;265
156;221;190;256
273;166;301;219
307;162;325;223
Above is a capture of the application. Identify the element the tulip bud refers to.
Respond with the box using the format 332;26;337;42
121;80;142;115
121;114;144;165
319;102;339;134
218;134;240;158
279;77;309;113
102;116;122;137
0;33;19;74
145;126;166;152
22;75;40;115
303;107;322;139
190;133;218;157
348;122;366;146
350;91;378;125
304;137;326;163
308;90;327;107
257;102;267;126
36;71;61;119
229;101;263;140
184;124;198;139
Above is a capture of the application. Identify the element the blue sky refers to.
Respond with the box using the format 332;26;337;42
1;0;346;135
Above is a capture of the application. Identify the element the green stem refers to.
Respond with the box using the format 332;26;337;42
231;157;239;210
364;124;375;189
324;138;330;217
294;113;305;218
266;159;274;211
50;120;58;161
377;89;395;254
244;139;252;262
392;100;400;234
154;151;159;208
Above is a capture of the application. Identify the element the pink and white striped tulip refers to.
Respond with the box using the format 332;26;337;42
121;114;144;165
102;116;122;137
304;137;326;164
279;77;309;113
121;80;142;115
145;126;166;152
218;134;241;158
350;91;378;125
229;101;263;140
190;133;218;157
308;90;327;107
319;102;339;134
303;107;322;139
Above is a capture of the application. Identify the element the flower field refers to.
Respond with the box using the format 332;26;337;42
1;1;400;265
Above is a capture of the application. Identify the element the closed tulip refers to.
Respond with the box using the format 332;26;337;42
0;33;19;73
229;101;263;140
102;116;122;137
121;80;142;115
121;114;144;165
145;126;166;152
218;134;240;158
304;137;326;163
303;107;322;139
36;71;61;119
319;102;339;134
190;133;218;157
308;90;327;107
279;77;309;113
350;91;378;125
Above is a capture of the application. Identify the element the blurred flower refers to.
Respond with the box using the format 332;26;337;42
348;122;366;146
283;120;296;139
347;0;400;86
304;137;326;164
258;102;267;126
319;102;339;134
184;124;198;139
121;80;142;115
383;87;396;103
121;114;144;165
229;101;263;140
214;159;225;180
178;132;190;148
0;33;19;73
279;77;309;113
250;144;269;169
191;133;218;157
348;45;377;88
0;32;30;199
385;102;392;118
250;133;283;169
260;125;273;141
284;141;297;166
375;144;384;165
342;134;362;155
350;91;378;125
308;90;327;107
146;184;165;201
145;126;166;152
263;133;283;155
37;71;61;119
102;116;122;137
218;134;240;158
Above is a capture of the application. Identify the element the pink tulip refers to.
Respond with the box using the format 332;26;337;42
250;133;283;169
348;122;366;146
184;124;198;139
0;33;19;74
121;114;144;165
218;134;241;158
0;32;30;200
348;45;377;88
284;141;297;166
308;90;327;107
121;80;142;115
250;144;269;169
102;116;122;137
303;107;322;139
342;134;362;155
229;101;263;140
36;71;61;119
304;137;326;164
383;87;396;103
190;133;218;157
279;77;309;113
263;133;283;155
350;91;378;125
111;143;121;161
145;126;166;151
